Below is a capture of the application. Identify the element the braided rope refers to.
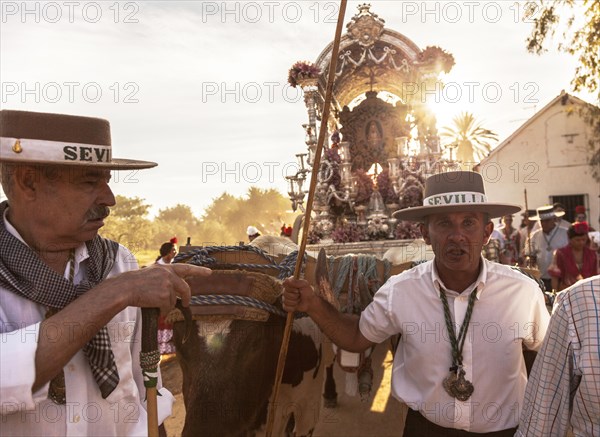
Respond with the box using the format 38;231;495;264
174;245;301;280
190;294;286;317
189;295;309;319
139;350;161;390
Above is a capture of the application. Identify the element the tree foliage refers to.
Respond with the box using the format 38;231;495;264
526;0;600;181
100;188;297;253
526;0;600;96
440;112;498;164
100;195;155;251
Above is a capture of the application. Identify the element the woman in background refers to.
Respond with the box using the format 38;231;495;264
549;222;597;291
156;237;178;265
155;237;178;355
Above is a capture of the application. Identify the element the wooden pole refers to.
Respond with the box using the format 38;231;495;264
141;308;160;437
265;1;347;435
524;188;534;268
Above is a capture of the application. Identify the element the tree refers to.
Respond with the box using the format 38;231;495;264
154;204;199;248
201;188;296;243
526;0;599;96
526;0;600;181
440;112;498;164
100;195;155;249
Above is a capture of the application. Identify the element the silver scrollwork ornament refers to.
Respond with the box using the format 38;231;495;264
442;367;474;401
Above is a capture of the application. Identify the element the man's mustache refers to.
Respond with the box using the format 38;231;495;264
85;206;110;221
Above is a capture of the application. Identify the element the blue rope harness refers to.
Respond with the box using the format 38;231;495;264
174;245;305;317
174;245;301;280
190;295;287;317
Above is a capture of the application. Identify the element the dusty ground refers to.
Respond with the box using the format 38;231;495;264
160;345;407;437
160;348;575;437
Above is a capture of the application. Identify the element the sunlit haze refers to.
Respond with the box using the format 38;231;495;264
1;1;595;217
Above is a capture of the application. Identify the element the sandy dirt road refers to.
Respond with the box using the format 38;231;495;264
161;344;407;436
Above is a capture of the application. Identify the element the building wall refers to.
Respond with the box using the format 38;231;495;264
479;100;599;228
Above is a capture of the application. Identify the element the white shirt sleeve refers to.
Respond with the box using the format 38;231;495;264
0;322;49;414
359;279;398;343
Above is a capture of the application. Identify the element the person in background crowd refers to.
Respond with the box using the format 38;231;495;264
155;237;179;356
531;202;571;233
525;205;569;291
497;214;520;265
575;205;588;223
553;203;571;230
516;275;600;437
481;234;501;263
518;210;536;266
284;171;549;436
280;223;293;239
247;225;261;242
548;222;598;291
156;237;178;265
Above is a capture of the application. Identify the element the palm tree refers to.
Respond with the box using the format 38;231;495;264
440;112;499;165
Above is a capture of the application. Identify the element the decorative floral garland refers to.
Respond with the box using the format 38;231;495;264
288;61;321;88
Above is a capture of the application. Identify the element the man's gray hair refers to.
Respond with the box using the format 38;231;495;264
0;162;15;199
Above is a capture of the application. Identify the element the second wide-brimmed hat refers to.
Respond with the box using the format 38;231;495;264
531;205;566;221
0;109;157;169
393;171;521;222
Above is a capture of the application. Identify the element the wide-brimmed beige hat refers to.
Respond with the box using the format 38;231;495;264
393;171;521;221
0;109;157;169
530;205;565;221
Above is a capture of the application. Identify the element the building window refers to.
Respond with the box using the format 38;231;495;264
550;194;586;223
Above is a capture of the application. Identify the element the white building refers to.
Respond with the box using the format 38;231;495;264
477;91;599;228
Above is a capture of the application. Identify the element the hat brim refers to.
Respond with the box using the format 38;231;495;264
393;203;522;222
531;211;565;221
0;156;157;170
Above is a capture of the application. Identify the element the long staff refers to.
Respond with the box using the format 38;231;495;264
141;308;160;437
524;188;534;267
265;1;347;435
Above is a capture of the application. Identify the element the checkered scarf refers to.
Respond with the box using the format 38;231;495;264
0;201;120;398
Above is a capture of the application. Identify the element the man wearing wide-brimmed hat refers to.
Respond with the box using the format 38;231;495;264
0;110;211;436
283;171;549;436
246;225;261;242
524;205;569;292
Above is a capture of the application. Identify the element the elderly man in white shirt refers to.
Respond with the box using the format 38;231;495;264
283;171;550;437
0;109;211;436
525;205;570;292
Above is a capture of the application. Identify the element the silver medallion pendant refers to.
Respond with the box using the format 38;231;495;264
443;368;474;401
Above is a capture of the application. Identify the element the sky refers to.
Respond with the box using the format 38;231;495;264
1;0;595;218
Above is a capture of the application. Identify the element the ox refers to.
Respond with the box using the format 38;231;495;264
170;237;418;436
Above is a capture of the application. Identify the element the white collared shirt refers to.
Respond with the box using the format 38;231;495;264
526;226;569;279
359;258;550;433
0;211;174;436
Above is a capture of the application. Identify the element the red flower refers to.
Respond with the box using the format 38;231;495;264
280;224;293;237
573;221;589;235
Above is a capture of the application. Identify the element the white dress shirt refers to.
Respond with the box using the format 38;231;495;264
0;213;174;436
526;226;569;279
359;258;550;433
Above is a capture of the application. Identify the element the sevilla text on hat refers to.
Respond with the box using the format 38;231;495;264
393;171;521;222
424;191;487;207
